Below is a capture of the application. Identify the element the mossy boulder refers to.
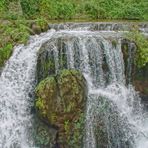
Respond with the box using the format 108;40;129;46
35;69;87;147
30;20;49;35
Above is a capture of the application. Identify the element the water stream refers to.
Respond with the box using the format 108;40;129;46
0;30;55;148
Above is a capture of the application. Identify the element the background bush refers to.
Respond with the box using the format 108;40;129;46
0;0;147;20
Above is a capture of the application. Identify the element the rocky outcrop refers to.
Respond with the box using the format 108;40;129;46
30;22;49;35
35;69;87;147
121;39;148;108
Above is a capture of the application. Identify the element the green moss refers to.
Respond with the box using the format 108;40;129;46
35;97;47;116
64;120;70;137
35;77;56;94
69;113;85;147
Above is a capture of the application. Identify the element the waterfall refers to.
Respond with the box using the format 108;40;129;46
0;22;148;148
37;26;148;148
0;30;55;148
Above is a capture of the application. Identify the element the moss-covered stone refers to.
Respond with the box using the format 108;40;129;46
35;69;87;147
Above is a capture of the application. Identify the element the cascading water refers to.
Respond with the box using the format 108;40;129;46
0;29;55;148
37;25;148;148
0;22;148;148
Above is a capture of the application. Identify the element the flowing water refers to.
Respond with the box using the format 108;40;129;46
0;30;55;148
0;23;148;148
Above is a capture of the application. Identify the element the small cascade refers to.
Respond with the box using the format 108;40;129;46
0;30;55;148
49;22;148;33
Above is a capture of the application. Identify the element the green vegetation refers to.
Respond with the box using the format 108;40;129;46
0;0;147;68
35;69;87;146
0;44;12;67
69;113;85;147
0;0;147;20
0;18;48;68
0;19;30;67
125;26;148;68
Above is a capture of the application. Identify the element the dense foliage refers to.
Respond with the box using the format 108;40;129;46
0;0;147;20
0;18;48;67
125;27;148;68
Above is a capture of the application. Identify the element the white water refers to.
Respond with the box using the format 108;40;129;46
0;29;55;148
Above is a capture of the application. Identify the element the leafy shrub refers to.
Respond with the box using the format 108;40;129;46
20;0;39;18
125;27;148;68
117;4;143;19
83;0;107;19
0;0;148;20
0;19;30;68
0;0;6;13
55;0;76;19
39;0;76;19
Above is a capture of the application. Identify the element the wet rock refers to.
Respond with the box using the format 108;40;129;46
33;117;58;148
29;21;49;35
30;22;42;35
35;69;87;147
